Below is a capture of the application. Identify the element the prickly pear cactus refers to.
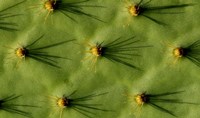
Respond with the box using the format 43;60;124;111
0;0;200;118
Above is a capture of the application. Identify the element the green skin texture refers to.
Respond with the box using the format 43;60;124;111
0;0;200;118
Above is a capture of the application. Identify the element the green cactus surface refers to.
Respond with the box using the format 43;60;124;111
1;0;200;118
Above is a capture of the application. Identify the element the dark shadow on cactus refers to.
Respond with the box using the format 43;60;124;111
15;35;74;68
135;91;198;117
55;91;111;118
0;0;25;31
173;39;200;68
85;36;151;70
0;94;36;118
43;0;105;22
127;0;193;25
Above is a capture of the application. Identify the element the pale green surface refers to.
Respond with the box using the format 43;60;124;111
0;0;200;118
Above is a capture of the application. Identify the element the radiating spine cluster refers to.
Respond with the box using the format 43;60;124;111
126;0;193;25
132;91;197;117
85;36;150;70
50;91;109;118
0;0;200;118
13;35;74;68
